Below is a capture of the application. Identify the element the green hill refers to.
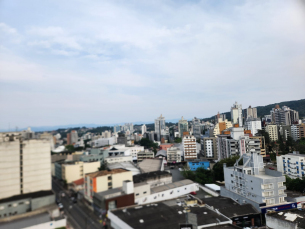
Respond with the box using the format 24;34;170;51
202;98;305;122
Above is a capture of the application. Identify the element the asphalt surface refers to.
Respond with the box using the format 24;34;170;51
52;179;104;229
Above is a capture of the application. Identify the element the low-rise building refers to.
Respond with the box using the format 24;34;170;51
265;208;305;229
133;171;172;188
107;161;141;176
84;169;133;203
167;147;182;163
105;155;133;164
277;152;305;178
137;150;155;162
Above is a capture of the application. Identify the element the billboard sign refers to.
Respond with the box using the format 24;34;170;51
261;202;297;214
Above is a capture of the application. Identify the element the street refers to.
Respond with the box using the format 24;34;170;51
52;179;104;229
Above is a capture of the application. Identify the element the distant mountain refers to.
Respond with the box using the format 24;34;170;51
202;98;305;122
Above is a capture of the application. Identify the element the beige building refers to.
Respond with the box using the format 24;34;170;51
213;118;233;136
137;150;155;162
167;147;182;163
0;132;51;199
105;155;133;164
183;135;197;160
84;169;133;203
61;161;100;183
266;124;278;141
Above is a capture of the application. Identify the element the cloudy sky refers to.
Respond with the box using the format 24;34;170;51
0;0;304;128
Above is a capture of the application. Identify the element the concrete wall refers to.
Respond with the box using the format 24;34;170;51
31;194;55;211
105;156;133;164
83;161;100;175
134;183;151;199
24;217;66;229
112;172;133;189
265;214;296;229
0;198;31;217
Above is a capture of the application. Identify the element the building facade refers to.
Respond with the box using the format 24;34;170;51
276;153;305;179
155;114;166;141
231;101;243;127
141;124;147;135
178;116;188;138
167;147;182;163
201;137;218;160
245;118;262;136
246;106;257;119
183;135;197;160
265;124;278;141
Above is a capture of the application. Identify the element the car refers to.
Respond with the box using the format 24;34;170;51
190;191;197;195
70;197;77;204
268;167;275;170
170;166;174;169
58;203;64;210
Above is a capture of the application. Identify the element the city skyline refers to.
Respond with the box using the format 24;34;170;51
1;0;305;128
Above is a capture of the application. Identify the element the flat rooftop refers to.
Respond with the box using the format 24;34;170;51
266;208;305;228
202;197;259;218
0;190;54;204
111;202;230;229
151;179;194;193
138;158;163;173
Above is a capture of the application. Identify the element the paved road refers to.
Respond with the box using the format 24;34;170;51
52;179;103;229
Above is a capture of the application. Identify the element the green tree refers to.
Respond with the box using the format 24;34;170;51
65;145;75;152
174;137;182;143
139;138;158;153
181;167;213;185
99;160;107;171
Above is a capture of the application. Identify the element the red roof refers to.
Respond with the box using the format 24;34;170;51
73;178;84;186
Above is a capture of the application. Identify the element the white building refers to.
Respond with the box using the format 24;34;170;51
231;101;243;127
183;135;197;160
246;106;257;119
105;155;133;164
155;114;166;141
265;124;278;141
92;137;116;147
221;153;287;211
291;125;300;141
246;118;262;136
0;132;51;199
167;147;182;163
276;152;305;179
141;124;147;135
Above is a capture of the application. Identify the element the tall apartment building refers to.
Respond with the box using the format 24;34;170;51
192;117;202;139
183;135;197;160
279;125;291;141
231;101;243;127
70;130;78;144
291;125;300;141
245;118;262;136
155;114;166;141
215;112;226;124
167;147;182;163
0;132;52;200
117;133;127;146
250;136;266;157
178;116;189;138
141;124;147;135
201;137;218;160
221;153;287;211
113;125;121;133
271;105;299;125
277;153;305;179
265;124;278;141
84;169;133;203
246;106;257;119
137;150;155;162
212;118;233;136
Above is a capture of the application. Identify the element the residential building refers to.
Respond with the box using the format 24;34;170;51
187;160;209;171
250;136;266;157
84;169;133;203
192;117;202;139
159;143;173;151
231;101;243;127
80;148;109;165
265;209;305;229
221;153;287;212
277;152;305;179
91;137;115;147
212;118;233;136
113;125;121;133
167;147;182;163
155;114;166;141
178;116;188;138
117;133;127;146
183;135;197;160
291;125;300;141
141;124;147;135
105;155;133;164
245;118;262;136
61;161;100;183
215;112;226;123
0;132;52;200
271;105;299;125
266;124;278;141
201;137;217;160
70;130;78;144
102;130;111;138
279;125;291;141
246;106;257;119
137;150;155;162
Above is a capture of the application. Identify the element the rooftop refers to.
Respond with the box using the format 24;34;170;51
107;161;141;175
0;190;54;204
72;178;84;186
151;179;194;193
111;202;230;229
266;208;305;228
202;197;259;218
138;159;163;173
133;171;172;184
86;168;129;178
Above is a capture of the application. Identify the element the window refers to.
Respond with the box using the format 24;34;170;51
108;176;112;180
136;193;139;196
279;197;285;203
108;182;112;186
278;182;284;188
247;170;251;175
143;191;147;194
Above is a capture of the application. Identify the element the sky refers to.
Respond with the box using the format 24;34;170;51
0;0;305;129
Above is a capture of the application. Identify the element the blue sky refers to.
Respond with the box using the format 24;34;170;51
0;0;305;128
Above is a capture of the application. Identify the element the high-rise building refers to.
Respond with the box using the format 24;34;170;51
0;132;52;199
245;118;262;136
246;106;257;119
192;117;202;139
178;116;188;138
212;118;232;136
231;102;243;127
141;124;147;135
265;124;278;142
201;137;218;160
70;130;78;144
215;112;226;124
183;135;197;160
270;105;299;125
277;152;305;179
155;114;166;141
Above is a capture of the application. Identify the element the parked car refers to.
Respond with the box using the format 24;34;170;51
268;167;275;170
190;191;197;195
58;203;64;210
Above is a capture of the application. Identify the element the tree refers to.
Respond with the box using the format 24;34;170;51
99;160;107;171
139;138;158;153
181;167;213;185
65;145;75;152
212;156;242;181
174;137;182;143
